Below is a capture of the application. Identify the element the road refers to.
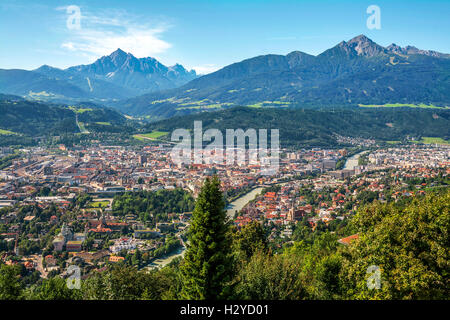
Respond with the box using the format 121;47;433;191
76;114;90;134
145;233;187;271
30;254;48;278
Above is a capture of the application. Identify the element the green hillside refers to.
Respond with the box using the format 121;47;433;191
117;36;450;119
0;98;127;146
145;106;450;147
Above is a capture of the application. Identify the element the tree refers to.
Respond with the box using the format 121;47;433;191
234;251;307;300
0;264;23;300
233;220;268;260
314;253;343;299
29;277;81;300
341;190;450;299
81;265;176;300
132;249;142;267
180;176;234;299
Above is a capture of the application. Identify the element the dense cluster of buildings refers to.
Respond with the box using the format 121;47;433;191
234;145;449;233
0;141;448;279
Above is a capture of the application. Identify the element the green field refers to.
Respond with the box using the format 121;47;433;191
69;106;93;113
247;101;291;108
246;103;263;108
419;137;450;145
385;140;401;144
133;131;169;141
140;131;169;139
176;104;225;110
175;100;234;110
95;122;111;125
358;103;447;109
0;129;17;135
86;200;110;208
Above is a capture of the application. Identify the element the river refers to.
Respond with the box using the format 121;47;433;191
145;246;186;271
343;151;368;170
226;152;367;218
143;187;265;271
144;152;363;270
226;187;265;218
144;152;367;270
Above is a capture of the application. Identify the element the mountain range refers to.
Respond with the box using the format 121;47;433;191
1;35;449;121
117;35;450;119
0;49;197;102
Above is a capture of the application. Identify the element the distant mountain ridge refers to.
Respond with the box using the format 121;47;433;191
117;35;450;119
0;49;197;102
1;35;449;119
386;43;450;59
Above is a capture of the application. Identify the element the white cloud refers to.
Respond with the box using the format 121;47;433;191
58;7;172;59
192;64;221;75
61;42;75;51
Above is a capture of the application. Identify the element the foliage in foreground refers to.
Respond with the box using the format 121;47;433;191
0;185;448;300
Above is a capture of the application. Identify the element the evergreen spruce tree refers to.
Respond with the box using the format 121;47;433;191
180;176;233;299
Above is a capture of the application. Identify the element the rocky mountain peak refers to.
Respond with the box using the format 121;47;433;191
346;34;387;57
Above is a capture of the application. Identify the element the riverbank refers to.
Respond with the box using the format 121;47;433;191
144;157;364;270
226;186;265;218
343;150;369;170
226;151;369;219
144;246;186;271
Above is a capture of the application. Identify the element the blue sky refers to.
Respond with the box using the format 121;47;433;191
0;0;449;74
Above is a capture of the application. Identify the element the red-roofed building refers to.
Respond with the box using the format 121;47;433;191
109;256;125;263
337;234;359;245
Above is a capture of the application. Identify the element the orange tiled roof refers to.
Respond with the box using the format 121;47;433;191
337;234;359;245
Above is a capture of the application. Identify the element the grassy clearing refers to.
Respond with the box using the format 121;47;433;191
175;100;234;110
176;104;224;110
179;99;212;106
133;135;146;142
247;102;263;108
27;91;58;98
420;137;450;145
95;122;111;125
86;200;110;208
358;103;447;109
246;101;291;108
141;131;169;139
69;106;93;113
0;129;17;135
133;131;169;141
151;97;191;105
385;140;401;144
